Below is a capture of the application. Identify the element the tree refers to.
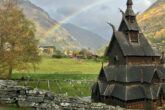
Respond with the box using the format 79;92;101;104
0;0;41;79
103;46;108;57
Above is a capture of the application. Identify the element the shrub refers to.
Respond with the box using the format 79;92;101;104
93;56;109;62
52;55;63;59
52;50;66;59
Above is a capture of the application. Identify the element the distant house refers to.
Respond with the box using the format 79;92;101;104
64;50;74;58
39;46;55;55
87;54;98;59
64;49;98;59
76;54;84;59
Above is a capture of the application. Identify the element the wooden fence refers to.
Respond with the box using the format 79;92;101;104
10;78;95;96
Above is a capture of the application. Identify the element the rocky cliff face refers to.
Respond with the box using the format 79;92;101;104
137;0;165;51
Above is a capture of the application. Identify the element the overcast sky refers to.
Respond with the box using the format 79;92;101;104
29;0;156;41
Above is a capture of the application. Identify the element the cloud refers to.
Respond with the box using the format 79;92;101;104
29;0;156;41
56;7;76;16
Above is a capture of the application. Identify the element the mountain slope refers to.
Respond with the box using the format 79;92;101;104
62;24;107;51
10;0;80;50
10;0;107;51
137;0;165;51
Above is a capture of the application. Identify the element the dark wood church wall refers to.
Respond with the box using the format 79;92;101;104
91;90;101;103
126;101;144;109
104;98;165;109
162;100;165;108
104;97;126;108
126;57;160;65
104;96;145;109
108;38;126;65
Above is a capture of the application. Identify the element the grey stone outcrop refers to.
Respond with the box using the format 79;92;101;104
0;80;125;110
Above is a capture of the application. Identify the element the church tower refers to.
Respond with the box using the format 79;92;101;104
92;0;165;109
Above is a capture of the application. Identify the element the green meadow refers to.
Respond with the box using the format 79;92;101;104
18;80;93;97
14;57;103;75
10;57;104;97
1;57;104;109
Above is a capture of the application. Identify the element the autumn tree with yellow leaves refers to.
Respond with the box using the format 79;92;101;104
0;0;41;79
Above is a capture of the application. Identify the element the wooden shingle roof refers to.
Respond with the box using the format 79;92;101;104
102;65;165;83
143;84;161;100
104;84;145;101
91;82;98;93
123;18;140;31
91;82;107;95
103;84;164;101
112;85;145;101
98;81;108;95
113;32;161;57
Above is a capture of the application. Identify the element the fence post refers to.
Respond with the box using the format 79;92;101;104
24;76;30;86
36;79;40;89
48;80;51;91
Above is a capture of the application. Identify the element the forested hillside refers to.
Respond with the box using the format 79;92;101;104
137;0;165;51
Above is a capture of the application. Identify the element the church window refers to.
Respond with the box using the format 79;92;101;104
126;16;135;23
130;16;135;23
114;56;119;64
129;32;139;43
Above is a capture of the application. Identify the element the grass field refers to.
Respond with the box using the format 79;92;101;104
1;57;103;109
14;57;103;75
10;57;102;98
12;74;98;80
12;73;96;97
18;80;94;97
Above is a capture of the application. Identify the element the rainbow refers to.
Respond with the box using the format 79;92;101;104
41;0;109;41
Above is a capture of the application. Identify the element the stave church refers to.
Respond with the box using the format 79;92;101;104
91;0;165;109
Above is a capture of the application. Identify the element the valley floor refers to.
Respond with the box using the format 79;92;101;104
0;57;104;109
13;57;103;74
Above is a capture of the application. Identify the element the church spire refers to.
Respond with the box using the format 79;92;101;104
125;0;135;16
127;0;133;8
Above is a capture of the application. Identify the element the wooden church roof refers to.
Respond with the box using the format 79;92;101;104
104;84;145;101
91;81;107;95
102;65;165;83
120;17;140;31
113;32;161;56
143;84;161;100
103;83;164;101
106;0;161;57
